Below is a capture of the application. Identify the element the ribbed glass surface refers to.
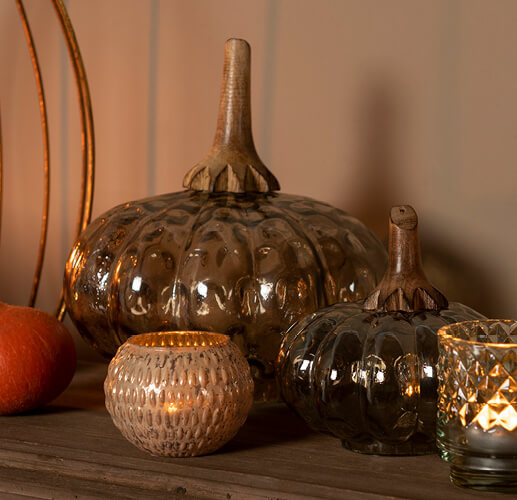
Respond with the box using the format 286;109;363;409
65;190;386;400
278;302;485;453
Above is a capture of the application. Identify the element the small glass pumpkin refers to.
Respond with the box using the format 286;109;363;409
278;205;486;454
64;39;386;401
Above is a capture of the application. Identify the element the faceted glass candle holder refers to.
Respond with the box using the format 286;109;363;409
104;331;254;457
437;320;517;491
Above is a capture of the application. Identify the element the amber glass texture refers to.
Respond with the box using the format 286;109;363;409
437;320;517;491
104;331;253;457
278;302;485;454
65;190;386;400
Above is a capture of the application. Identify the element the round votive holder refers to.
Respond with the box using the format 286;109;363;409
104;331;254;457
437;320;517;492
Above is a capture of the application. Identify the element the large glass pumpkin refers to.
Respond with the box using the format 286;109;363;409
278;206;486;451
64;39;386;400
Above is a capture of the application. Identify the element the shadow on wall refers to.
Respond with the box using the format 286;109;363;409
422;238;502;319
349;79;402;242
343;79;502;317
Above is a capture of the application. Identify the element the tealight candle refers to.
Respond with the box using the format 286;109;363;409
104;331;254;457
437;320;517;491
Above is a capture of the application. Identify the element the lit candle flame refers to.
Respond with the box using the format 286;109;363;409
167;402;179;413
405;385;418;397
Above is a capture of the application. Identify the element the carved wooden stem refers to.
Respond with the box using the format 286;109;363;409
363;205;448;312
215;38;253;151
183;39;280;193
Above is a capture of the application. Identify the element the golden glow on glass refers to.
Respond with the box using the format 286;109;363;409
405;385;416;397
130;331;229;349
473;393;517;432
167;402;178;414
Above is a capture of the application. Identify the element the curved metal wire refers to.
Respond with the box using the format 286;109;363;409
14;0;95;318
16;0;51;308
51;0;95;319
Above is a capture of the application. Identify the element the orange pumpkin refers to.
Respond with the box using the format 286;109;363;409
0;302;76;415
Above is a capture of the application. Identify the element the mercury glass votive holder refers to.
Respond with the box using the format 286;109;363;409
104;331;254;457
437;320;517;491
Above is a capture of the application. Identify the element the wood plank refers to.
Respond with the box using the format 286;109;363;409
0;466;177;500
0;362;489;499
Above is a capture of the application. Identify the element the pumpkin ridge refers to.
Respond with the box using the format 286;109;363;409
105;202;164;345
241;196;259;326
65;201;152;355
278;313;317;370
311;326;336;433
64;215;107;301
165;192;214;332
105;192;194;343
277;194;387;300
262;194;332;306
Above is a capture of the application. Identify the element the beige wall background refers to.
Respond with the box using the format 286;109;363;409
1;0;516;359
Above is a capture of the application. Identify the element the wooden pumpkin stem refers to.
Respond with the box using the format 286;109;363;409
183;38;280;193
363;205;448;313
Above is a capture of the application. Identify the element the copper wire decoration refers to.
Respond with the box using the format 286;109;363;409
51;0;95;319
15;0;51;308
14;0;95;318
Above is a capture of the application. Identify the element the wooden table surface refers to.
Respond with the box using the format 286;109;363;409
0;362;494;499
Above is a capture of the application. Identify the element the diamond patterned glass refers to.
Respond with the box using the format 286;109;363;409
437;320;517;491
